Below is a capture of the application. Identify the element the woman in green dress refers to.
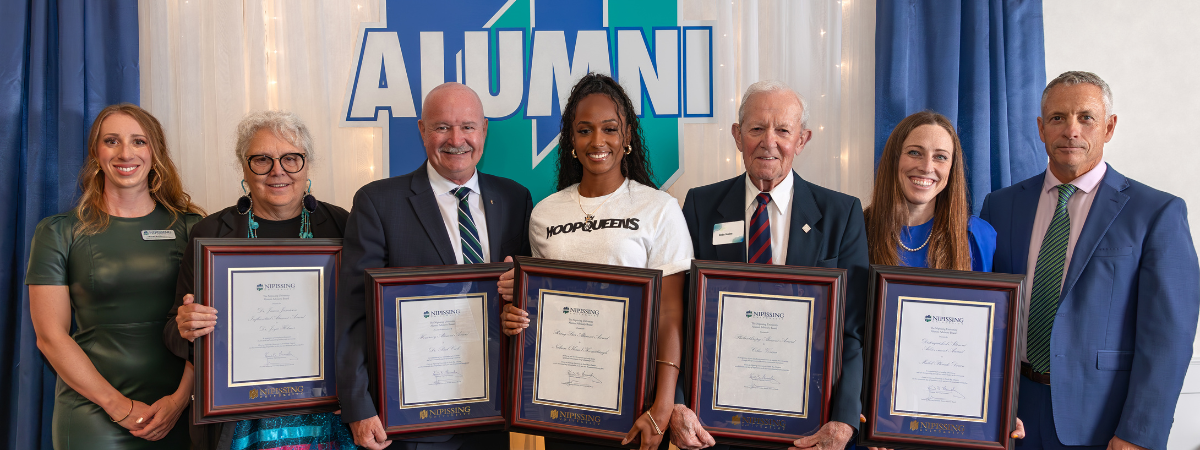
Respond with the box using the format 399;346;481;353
167;110;355;450
26;104;205;448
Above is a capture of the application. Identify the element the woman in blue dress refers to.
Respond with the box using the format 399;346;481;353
858;111;1002;448
864;111;996;272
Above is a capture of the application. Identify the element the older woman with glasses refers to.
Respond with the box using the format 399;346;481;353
164;111;353;450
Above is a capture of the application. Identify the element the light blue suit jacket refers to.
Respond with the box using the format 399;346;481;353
980;165;1199;450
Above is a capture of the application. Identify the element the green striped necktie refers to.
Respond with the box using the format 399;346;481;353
1027;183;1079;373
452;187;484;264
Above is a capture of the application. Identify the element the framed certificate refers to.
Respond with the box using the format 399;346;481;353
365;263;509;439
193;238;342;424
860;265;1025;450
685;260;846;448
508;256;661;446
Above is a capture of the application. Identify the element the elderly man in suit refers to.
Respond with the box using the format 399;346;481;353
335;82;533;450
981;71;1198;450
674;80;868;450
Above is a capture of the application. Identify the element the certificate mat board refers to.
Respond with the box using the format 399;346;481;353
194;239;342;424
861;265;1024;450
509;257;661;446
686;261;846;448
366;264;509;439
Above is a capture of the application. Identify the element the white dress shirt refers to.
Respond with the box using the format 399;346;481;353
743;173;794;265
1019;158;1106;362
426;164;491;264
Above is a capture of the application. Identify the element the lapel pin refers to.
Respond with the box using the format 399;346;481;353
490;200;494;205
802;224;811;233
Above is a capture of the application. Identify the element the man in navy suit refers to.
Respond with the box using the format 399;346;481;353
674;80;869;450
335;83;533;450
981;71;1198;450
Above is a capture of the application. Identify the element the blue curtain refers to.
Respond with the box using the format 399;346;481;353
875;0;1046;213
0;1;140;448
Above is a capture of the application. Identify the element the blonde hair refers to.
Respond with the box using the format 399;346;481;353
74;104;204;235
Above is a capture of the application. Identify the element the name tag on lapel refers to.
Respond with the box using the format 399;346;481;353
712;221;745;245
141;230;176;241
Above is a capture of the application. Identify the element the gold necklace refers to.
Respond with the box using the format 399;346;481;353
577;185;618;222
899;227;932;252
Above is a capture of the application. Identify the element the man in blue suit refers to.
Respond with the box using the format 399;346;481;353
335;83;533;449
674;80;869;450
981;71;1199;450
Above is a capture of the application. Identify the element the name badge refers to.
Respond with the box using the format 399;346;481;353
712;221;745;245
142;230;176;241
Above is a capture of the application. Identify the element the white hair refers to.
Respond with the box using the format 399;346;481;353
1042;71;1114;117
737;80;810;129
234;110;315;166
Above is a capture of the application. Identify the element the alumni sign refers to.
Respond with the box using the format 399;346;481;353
342;0;714;201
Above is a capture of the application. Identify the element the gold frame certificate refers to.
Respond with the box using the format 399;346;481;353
509;257;661;446
712;293;815;418
532;291;630;414
861;265;1024;450
396;294;490;407
228;268;325;386
193;239;342;424
890;297;994;421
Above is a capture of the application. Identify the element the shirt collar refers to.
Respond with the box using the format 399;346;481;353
426;163;481;196
1043;157;1106;195
744;171;794;213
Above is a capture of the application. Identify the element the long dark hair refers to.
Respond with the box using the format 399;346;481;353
864;111;971;271
555;73;655;191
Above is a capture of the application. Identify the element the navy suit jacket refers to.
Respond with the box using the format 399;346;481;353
681;172;869;431
335;163;532;424
981;165;1198;449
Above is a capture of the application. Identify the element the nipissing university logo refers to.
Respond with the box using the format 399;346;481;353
424;311;431;318
257;284;264;291
342;0;714;203
563;306;570;314
925;315;932;322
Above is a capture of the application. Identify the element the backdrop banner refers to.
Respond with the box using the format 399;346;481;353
341;0;715;202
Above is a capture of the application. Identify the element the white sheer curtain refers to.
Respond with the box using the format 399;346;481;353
140;0;873;214
669;0;875;204
139;0;384;213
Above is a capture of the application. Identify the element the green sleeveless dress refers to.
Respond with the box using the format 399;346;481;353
26;205;201;449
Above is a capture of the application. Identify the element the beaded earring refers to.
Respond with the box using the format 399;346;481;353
237;180;260;238
299;180;314;239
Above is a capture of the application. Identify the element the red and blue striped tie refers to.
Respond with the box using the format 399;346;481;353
748;193;772;264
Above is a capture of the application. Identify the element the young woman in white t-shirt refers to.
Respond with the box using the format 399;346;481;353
498;73;709;450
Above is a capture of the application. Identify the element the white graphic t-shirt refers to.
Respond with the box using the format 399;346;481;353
530;179;694;276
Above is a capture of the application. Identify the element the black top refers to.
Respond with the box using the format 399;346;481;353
162;200;349;361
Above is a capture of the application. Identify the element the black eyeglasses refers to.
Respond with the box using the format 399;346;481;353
246;153;306;175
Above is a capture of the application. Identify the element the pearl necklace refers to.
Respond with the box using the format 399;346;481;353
899;227;931;252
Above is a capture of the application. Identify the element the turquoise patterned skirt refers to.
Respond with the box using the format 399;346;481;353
229;412;356;450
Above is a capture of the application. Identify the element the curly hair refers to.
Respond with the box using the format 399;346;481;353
555;73;656;191
74;104;204;236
